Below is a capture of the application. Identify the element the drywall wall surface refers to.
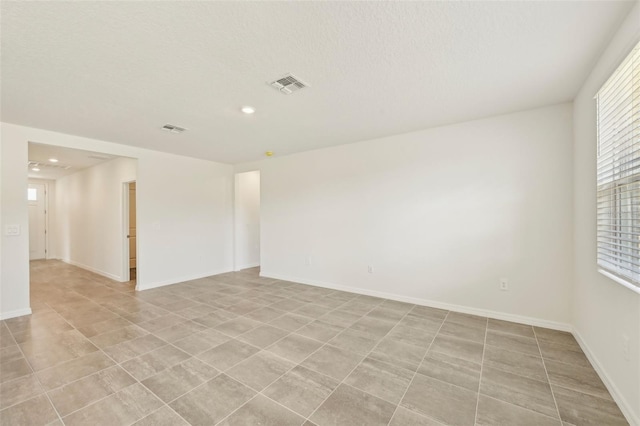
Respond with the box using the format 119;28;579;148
135;149;234;289
572;2;640;424
259;103;574;328
55;157;137;280
234;171;260;270
0;124;31;319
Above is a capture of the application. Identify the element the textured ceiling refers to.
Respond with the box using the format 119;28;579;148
28;143;117;180
1;1;634;164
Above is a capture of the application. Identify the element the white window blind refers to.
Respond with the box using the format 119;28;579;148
597;41;640;288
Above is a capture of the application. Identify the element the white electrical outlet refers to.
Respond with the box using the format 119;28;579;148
367;265;373;274
622;335;630;360
500;278;508;291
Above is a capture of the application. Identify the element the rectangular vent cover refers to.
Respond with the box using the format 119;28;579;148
269;73;309;94
162;124;187;133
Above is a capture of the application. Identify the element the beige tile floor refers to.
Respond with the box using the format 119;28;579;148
0;260;629;426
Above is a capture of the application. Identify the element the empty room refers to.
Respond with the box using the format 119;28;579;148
0;1;639;425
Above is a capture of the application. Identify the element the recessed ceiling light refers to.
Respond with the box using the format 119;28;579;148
48;158;58;163
31;167;40;172
241;106;255;114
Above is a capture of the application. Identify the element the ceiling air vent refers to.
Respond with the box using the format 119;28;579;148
162;124;187;134
269;73;309;95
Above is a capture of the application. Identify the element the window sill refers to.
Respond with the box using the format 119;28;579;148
598;269;640;295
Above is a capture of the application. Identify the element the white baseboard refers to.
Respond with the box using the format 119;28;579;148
260;271;572;332
235;263;260;272
0;308;32;320
136;268;234;291
573;330;640;426
62;259;123;281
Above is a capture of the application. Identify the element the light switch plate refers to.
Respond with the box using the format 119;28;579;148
5;225;20;236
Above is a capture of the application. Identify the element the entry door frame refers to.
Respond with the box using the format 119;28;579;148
28;181;49;260
122;180;137;284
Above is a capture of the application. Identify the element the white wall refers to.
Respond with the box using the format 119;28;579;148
234;171;260;270
1;124;30;319
137;150;233;289
254;103;574;328
0;123;235;319
572;2;640;424
55;157;137;281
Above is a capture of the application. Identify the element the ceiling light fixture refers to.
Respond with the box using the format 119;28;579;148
48;158;58;163
241;106;255;114
31;167;40;172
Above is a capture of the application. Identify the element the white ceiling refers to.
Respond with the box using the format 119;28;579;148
1;1;634;164
28;143;116;180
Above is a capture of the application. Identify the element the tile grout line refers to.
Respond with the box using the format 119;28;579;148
299;302;426;425
295;300;393;424
212;393;263;426
232;322;430;417
213;297;390;425
202;297;370;420
532;327;563;422
43;296;195;426
481;393;566;423
5;301;67;426
33;296;188;426
212;376;309;426
473;317;489;426
155;291;364;423
40;300;138;424
157;338;269;407
386;310;451;426
253;308;430;415
466;327;590;391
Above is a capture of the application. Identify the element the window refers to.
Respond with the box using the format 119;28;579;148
27;187;37;201
597;41;640;289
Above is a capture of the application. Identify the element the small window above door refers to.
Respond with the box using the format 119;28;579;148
27;188;37;201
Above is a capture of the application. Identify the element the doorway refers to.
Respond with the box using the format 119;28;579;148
28;183;47;260
125;181;137;282
234;171;260;271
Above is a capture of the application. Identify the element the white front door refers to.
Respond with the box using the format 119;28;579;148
28;183;47;260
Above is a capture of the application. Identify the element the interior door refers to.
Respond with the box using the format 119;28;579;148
129;182;137;269
28;183;46;260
